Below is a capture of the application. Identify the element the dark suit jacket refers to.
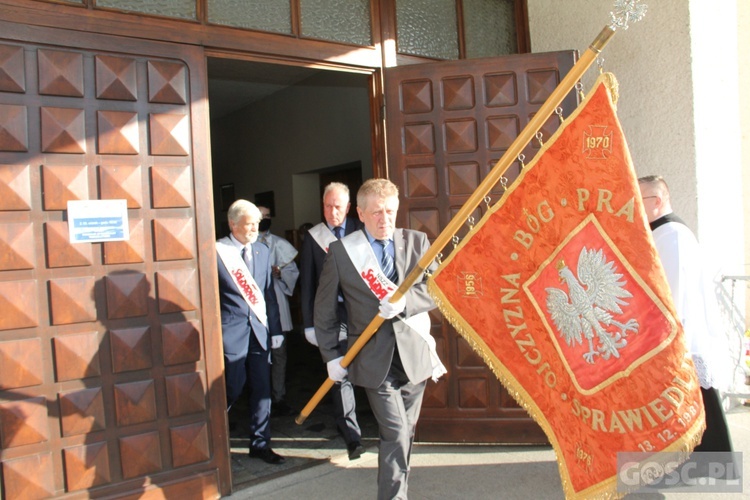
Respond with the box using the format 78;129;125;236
217;236;282;362
299;217;362;329
314;228;436;389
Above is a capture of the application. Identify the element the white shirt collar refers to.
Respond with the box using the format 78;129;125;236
229;233;252;253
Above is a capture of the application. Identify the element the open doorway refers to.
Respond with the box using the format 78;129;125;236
206;57;376;489
207;57;374;238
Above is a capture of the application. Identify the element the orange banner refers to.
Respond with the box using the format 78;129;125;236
428;74;705;498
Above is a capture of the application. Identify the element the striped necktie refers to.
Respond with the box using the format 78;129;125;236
377;239;397;282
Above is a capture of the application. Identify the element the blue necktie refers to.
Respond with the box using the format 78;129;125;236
333;228;345;303
377;239;397;282
241;246;252;271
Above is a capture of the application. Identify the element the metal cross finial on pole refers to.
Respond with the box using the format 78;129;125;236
592;0;647;53
609;0;648;31
295;1;648;425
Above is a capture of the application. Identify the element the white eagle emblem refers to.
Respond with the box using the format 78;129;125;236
546;247;639;364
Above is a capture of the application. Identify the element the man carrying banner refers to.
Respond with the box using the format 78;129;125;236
314;178;445;499
638;175;733;455
216;199;286;465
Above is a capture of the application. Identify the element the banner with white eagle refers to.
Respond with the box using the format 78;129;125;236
427;74;705;498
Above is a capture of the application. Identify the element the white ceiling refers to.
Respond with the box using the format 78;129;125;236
207;57;321;120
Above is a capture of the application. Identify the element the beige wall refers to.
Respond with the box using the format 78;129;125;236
528;0;748;384
528;1;697;221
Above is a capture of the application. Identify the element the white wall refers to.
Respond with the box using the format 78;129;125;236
211;71;372;236
292;173;322;228
689;0;743;280
528;0;747;388
740;0;750;330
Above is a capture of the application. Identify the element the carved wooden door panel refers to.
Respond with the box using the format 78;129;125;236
385;51;577;443
0;22;229;498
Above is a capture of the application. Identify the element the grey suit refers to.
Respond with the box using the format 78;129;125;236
314;228;436;499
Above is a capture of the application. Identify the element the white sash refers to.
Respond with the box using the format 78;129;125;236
308;222;338;254
402;314;448;382
341;230;396;300
341;231;447;382
216;239;267;326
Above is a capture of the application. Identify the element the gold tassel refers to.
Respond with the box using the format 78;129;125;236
601;72;619;108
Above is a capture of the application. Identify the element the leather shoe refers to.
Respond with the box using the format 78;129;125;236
347;441;365;460
249;447;286;465
271;400;296;417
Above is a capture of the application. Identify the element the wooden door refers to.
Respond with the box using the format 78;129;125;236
385;51;578;443
0;21;229;498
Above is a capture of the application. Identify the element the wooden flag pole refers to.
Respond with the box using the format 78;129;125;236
296;3;645;425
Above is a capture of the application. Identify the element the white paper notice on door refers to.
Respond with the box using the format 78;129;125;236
67;199;130;243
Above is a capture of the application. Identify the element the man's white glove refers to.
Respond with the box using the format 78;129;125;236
304;327;319;347
326;356;348;382
271;335;284;349
378;293;406;319
338;323;348;342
